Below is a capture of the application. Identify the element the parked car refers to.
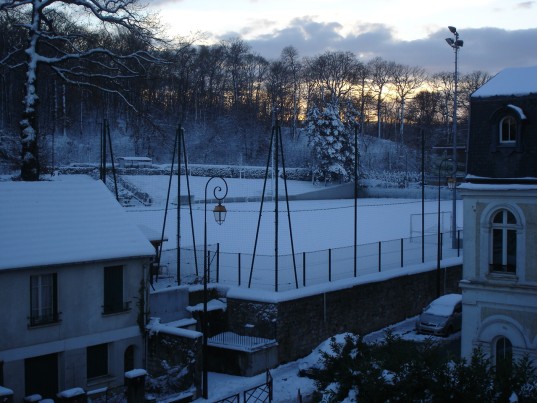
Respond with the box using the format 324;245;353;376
415;294;462;337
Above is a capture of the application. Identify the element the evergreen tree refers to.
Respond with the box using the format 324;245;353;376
306;102;354;183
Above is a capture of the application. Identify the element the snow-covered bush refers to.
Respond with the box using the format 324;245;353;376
302;331;537;402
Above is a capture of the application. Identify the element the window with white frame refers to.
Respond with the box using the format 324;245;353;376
490;209;517;273
499;116;517;144
29;273;59;326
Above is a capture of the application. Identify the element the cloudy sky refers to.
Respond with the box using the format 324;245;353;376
148;0;537;75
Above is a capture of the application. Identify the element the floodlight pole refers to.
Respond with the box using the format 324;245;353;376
446;26;463;249
437;158;452;297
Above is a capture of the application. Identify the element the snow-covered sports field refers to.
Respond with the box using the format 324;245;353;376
122;175;463;290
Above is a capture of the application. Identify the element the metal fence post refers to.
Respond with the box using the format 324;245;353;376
440;233;443;261
303;252;306;287
328;249;332;282
216;243;220;282
458;230;461;257
400;238;404;267
207;250;211;283
378;242;382;272
238;252;241;286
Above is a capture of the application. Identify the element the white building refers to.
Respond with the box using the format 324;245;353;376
460;66;536;366
0;177;155;400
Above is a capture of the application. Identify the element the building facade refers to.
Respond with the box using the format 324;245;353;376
0;178;155;400
459;66;537;365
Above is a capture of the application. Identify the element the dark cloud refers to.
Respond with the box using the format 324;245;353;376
228;18;536;74
516;1;534;9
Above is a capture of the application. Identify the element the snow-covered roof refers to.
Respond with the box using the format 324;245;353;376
0;177;155;271
472;66;537;98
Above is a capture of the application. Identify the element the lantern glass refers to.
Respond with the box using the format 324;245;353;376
213;203;227;225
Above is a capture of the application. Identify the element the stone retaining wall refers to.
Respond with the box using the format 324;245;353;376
227;265;462;363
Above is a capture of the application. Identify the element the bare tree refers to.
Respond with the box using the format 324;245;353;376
305;50;361;106
459;70;492;117
367;57;396;139
280;46;302;140
431;72;455;144
0;0;164;180
391;63;426;145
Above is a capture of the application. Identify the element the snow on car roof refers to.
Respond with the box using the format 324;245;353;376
424;294;462;316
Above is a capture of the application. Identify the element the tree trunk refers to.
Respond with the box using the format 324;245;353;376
20;10;42;181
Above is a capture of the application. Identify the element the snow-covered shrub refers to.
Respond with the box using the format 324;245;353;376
302;331;537;402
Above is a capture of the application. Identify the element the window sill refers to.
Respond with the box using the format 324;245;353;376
28;320;62;329
102;302;132;316
486;272;518;283
28;313;62;328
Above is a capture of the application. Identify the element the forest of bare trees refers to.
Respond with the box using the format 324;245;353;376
0;1;491;180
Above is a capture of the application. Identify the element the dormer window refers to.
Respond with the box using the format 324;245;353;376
499;116;517;144
489;105;525;153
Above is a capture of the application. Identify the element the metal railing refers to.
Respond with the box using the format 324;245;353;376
214;371;273;403
163;230;461;292
209;331;276;350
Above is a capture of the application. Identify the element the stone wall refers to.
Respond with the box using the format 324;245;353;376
146;331;201;396
227;265;462;363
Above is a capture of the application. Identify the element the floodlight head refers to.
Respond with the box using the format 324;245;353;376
448;26;457;34
445;38;455;46
455;39;464;47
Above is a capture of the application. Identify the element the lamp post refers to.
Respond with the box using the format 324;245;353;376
437;158;452;297
445;26;463;249
203;176;228;399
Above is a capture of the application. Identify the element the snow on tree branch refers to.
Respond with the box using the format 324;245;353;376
0;0;167;180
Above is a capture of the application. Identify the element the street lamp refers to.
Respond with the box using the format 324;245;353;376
445;26;463;249
203;176;228;399
437;158;452;297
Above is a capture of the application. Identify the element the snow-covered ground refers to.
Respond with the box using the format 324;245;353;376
188;317;460;402
124;174;461;253
122;174;462;291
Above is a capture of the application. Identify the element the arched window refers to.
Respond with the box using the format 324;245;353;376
499;116;517;144
490;209;517;273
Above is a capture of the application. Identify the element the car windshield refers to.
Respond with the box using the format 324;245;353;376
424;303;453;317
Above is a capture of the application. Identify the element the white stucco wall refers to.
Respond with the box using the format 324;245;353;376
0;257;149;399
459;186;536;363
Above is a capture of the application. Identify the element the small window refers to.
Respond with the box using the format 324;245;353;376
87;343;108;379
30;273;59;326
490;210;517;273
499;116;517;144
